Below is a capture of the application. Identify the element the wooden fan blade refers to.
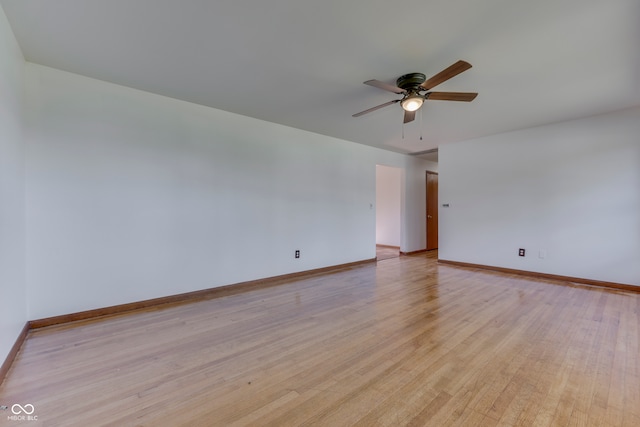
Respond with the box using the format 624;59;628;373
352;99;400;117
364;79;405;94
403;110;416;124
427;92;478;102
420;60;472;90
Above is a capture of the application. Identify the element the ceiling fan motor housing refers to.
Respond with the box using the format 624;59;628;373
396;73;426;91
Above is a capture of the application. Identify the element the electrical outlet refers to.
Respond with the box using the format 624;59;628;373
518;248;525;257
295;250;300;259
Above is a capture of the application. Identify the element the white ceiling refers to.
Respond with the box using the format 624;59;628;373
2;0;639;156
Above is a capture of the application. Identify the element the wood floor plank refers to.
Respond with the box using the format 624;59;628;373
1;252;639;426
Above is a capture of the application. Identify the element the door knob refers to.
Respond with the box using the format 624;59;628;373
427;215;433;219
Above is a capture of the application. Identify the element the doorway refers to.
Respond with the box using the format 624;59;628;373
376;165;402;260
426;171;438;250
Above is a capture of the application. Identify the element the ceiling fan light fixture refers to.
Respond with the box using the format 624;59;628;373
401;94;423;112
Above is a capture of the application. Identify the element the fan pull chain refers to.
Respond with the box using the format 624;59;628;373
420;107;423;140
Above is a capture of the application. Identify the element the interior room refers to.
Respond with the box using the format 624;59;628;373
1;0;639;425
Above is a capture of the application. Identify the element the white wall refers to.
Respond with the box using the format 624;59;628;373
24;64;436;319
0;5;26;365
439;107;640;286
375;165;402;247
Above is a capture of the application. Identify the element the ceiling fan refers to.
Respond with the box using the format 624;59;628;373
353;60;477;124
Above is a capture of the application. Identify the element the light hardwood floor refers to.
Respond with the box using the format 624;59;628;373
1;252;639;426
376;245;400;261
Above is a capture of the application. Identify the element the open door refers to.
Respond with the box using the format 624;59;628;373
426;172;438;250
